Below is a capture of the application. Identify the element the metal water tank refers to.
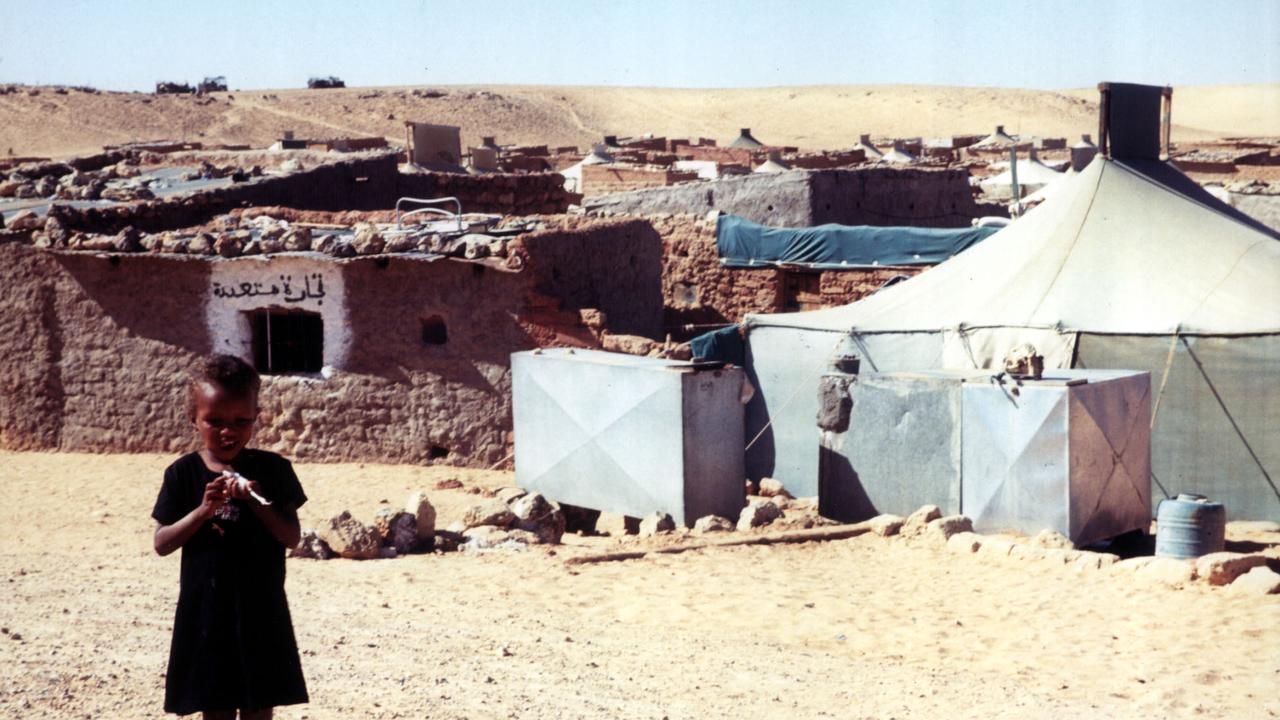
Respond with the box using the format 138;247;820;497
1155;494;1226;559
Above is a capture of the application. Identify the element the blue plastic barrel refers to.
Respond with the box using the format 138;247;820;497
1155;494;1225;559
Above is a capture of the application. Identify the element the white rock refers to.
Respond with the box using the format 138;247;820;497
976;537;1016;559
638;512;676;536
737;498;783;531
1195;552;1269;586
901;505;942;536
509;493;566;544
1135;557;1197;586
757;478;793;499
462;498;516;529
868;514;905;537
946;532;982;554
692;515;734;534
1031;530;1074;550
1227;566;1280;596
925;515;973;542
406;491;437;542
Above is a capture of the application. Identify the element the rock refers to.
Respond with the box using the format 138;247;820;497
901;505;942;536
867;514;905;537
259;237;283;254
1031;530;1074;550
34;176;58;196
329;240;356;258
241;239;263;255
757;478;793;499
461;526;535;551
432;530;463;553
353;223;385;255
737;498;783;531
13;183;40;199
1135;557;1197;586
406;492;436;543
976;537;1017;559
214;234;243;258
1227;566;1280;596
290;529;333;560
1073;552;1120;572
946;531;983;553
279;159;303;173
638;512;676;537
0;180;20;197
601;333;656;356
494;487;528;504
509;492;565;544
925;515;973;542
187;232;216;255
1042;548;1074;565
112;226;143;253
1195;552;1269;586
692;515;734;534
162;235;190;254
313;233;338;254
462;498;516;529
373;508;419;554
769;495;792;511
1008;543;1047;561
281;226;312;251
384;234;416;253
7;210;41;231
318;511;380;560
42;215;69;244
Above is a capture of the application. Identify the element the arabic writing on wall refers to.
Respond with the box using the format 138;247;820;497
212;273;327;304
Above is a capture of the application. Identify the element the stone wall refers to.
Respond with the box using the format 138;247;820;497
584;166;996;229
50;153;572;235
645;214;926;340
0;216;660;466
579;165;699;197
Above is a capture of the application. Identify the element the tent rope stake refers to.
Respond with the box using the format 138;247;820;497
1180;336;1280;505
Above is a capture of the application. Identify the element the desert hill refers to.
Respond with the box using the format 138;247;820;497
1;83;1276;160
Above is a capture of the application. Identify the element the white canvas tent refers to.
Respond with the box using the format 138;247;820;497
980;150;1065;198
743;154;1280;519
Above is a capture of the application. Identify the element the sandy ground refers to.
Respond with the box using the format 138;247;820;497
1;84;1276;160
1;451;1277;719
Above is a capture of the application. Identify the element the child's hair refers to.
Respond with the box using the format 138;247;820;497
189;354;261;417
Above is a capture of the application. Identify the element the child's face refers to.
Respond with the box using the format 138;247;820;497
192;382;258;463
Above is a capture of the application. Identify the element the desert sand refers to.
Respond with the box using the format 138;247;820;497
0;450;1276;719
1;84;1276;160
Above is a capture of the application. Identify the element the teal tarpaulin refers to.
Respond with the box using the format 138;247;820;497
690;324;745;366
716;214;998;270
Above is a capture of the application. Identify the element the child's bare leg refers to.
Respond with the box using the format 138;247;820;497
240;708;272;720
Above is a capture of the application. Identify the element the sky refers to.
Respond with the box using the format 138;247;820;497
2;0;1278;92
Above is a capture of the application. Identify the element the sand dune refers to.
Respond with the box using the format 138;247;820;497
1;451;1276;719
1;83;1275;160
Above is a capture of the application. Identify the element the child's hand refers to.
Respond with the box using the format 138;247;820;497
226;474;260;501
199;477;227;519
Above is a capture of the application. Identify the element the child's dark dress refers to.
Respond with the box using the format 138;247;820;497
152;449;309;715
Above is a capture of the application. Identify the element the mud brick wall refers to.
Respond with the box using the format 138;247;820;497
51;153;572;234
586;166;999;229
0;242;211;454
513;217;664;339
644;214;929;341
579;165;699;197
0;216;659;466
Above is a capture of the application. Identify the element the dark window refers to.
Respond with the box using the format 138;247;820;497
421;315;448;345
428;445;449;460
249;310;324;374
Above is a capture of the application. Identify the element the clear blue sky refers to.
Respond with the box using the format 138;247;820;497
3;0;1277;91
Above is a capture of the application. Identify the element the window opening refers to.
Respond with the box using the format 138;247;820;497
249;309;324;374
421;315;448;345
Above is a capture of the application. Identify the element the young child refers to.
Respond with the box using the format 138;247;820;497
152;354;309;719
